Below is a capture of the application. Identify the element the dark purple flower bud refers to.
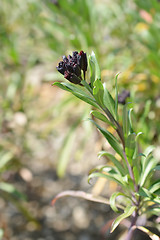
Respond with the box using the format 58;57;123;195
56;50;88;84
66;64;74;73
118;90;130;105
62;56;69;63
70;74;82;84
73;64;81;77
56;61;66;74
64;71;81;84
68;55;72;61
78;51;88;72
72;51;78;56
64;71;71;80
71;52;78;65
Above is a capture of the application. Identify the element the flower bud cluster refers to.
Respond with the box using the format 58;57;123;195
56;51;87;84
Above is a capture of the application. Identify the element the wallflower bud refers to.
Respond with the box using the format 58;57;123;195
64;71;81;84
78;51;88;72
118;90;130;105
56;50;88;84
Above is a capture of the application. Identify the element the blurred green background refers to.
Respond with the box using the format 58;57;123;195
0;0;160;239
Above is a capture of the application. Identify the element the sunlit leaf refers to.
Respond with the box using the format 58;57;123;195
110;192;128;213
138;187;154;198
90;119;124;159
128;108;134;133
144;145;155;157
98;151;126;175
89;51;101;82
103;86;116;118
146;207;160;217
125;133;136;165
133;166;140;184
73;92;100;108
90;110;116;128
93;79;104;106
88;53;96;87
122;104;130;139
111;206;136;233
88;171;124;187
149;181;160;193
139;155;159;187
53;82;100;109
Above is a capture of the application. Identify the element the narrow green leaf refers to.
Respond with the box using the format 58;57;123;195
146;207;160;217
132;132;143;177
88;172;124;186
53;82;90;99
103;86;116;118
122;104;129;139
89;51;101;81
135;132;143;142
93;79;104;106
139;156;158;187
133;166;140;184
111;206;136;233
90;119;124;159
89;165;129;188
128;108;134;133
153;197;160;205
149;181;160;193
52;81;70;91
53;82;100;109
98;151;126;176
125;133;136;165
144;145;155;157
115;73;120;121
110;192;127;213
142;153;152;171
73;92;100;109
90;110;116;128
138;187;154;199
88;54;96;88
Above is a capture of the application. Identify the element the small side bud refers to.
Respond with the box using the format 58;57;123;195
78;51;88;72
118;90;130;105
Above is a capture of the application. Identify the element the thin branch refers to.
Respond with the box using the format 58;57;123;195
123;151;139;194
51;190;124;210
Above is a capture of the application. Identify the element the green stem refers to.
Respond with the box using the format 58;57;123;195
123;151;139;194
102;107;125;149
125;208;139;240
